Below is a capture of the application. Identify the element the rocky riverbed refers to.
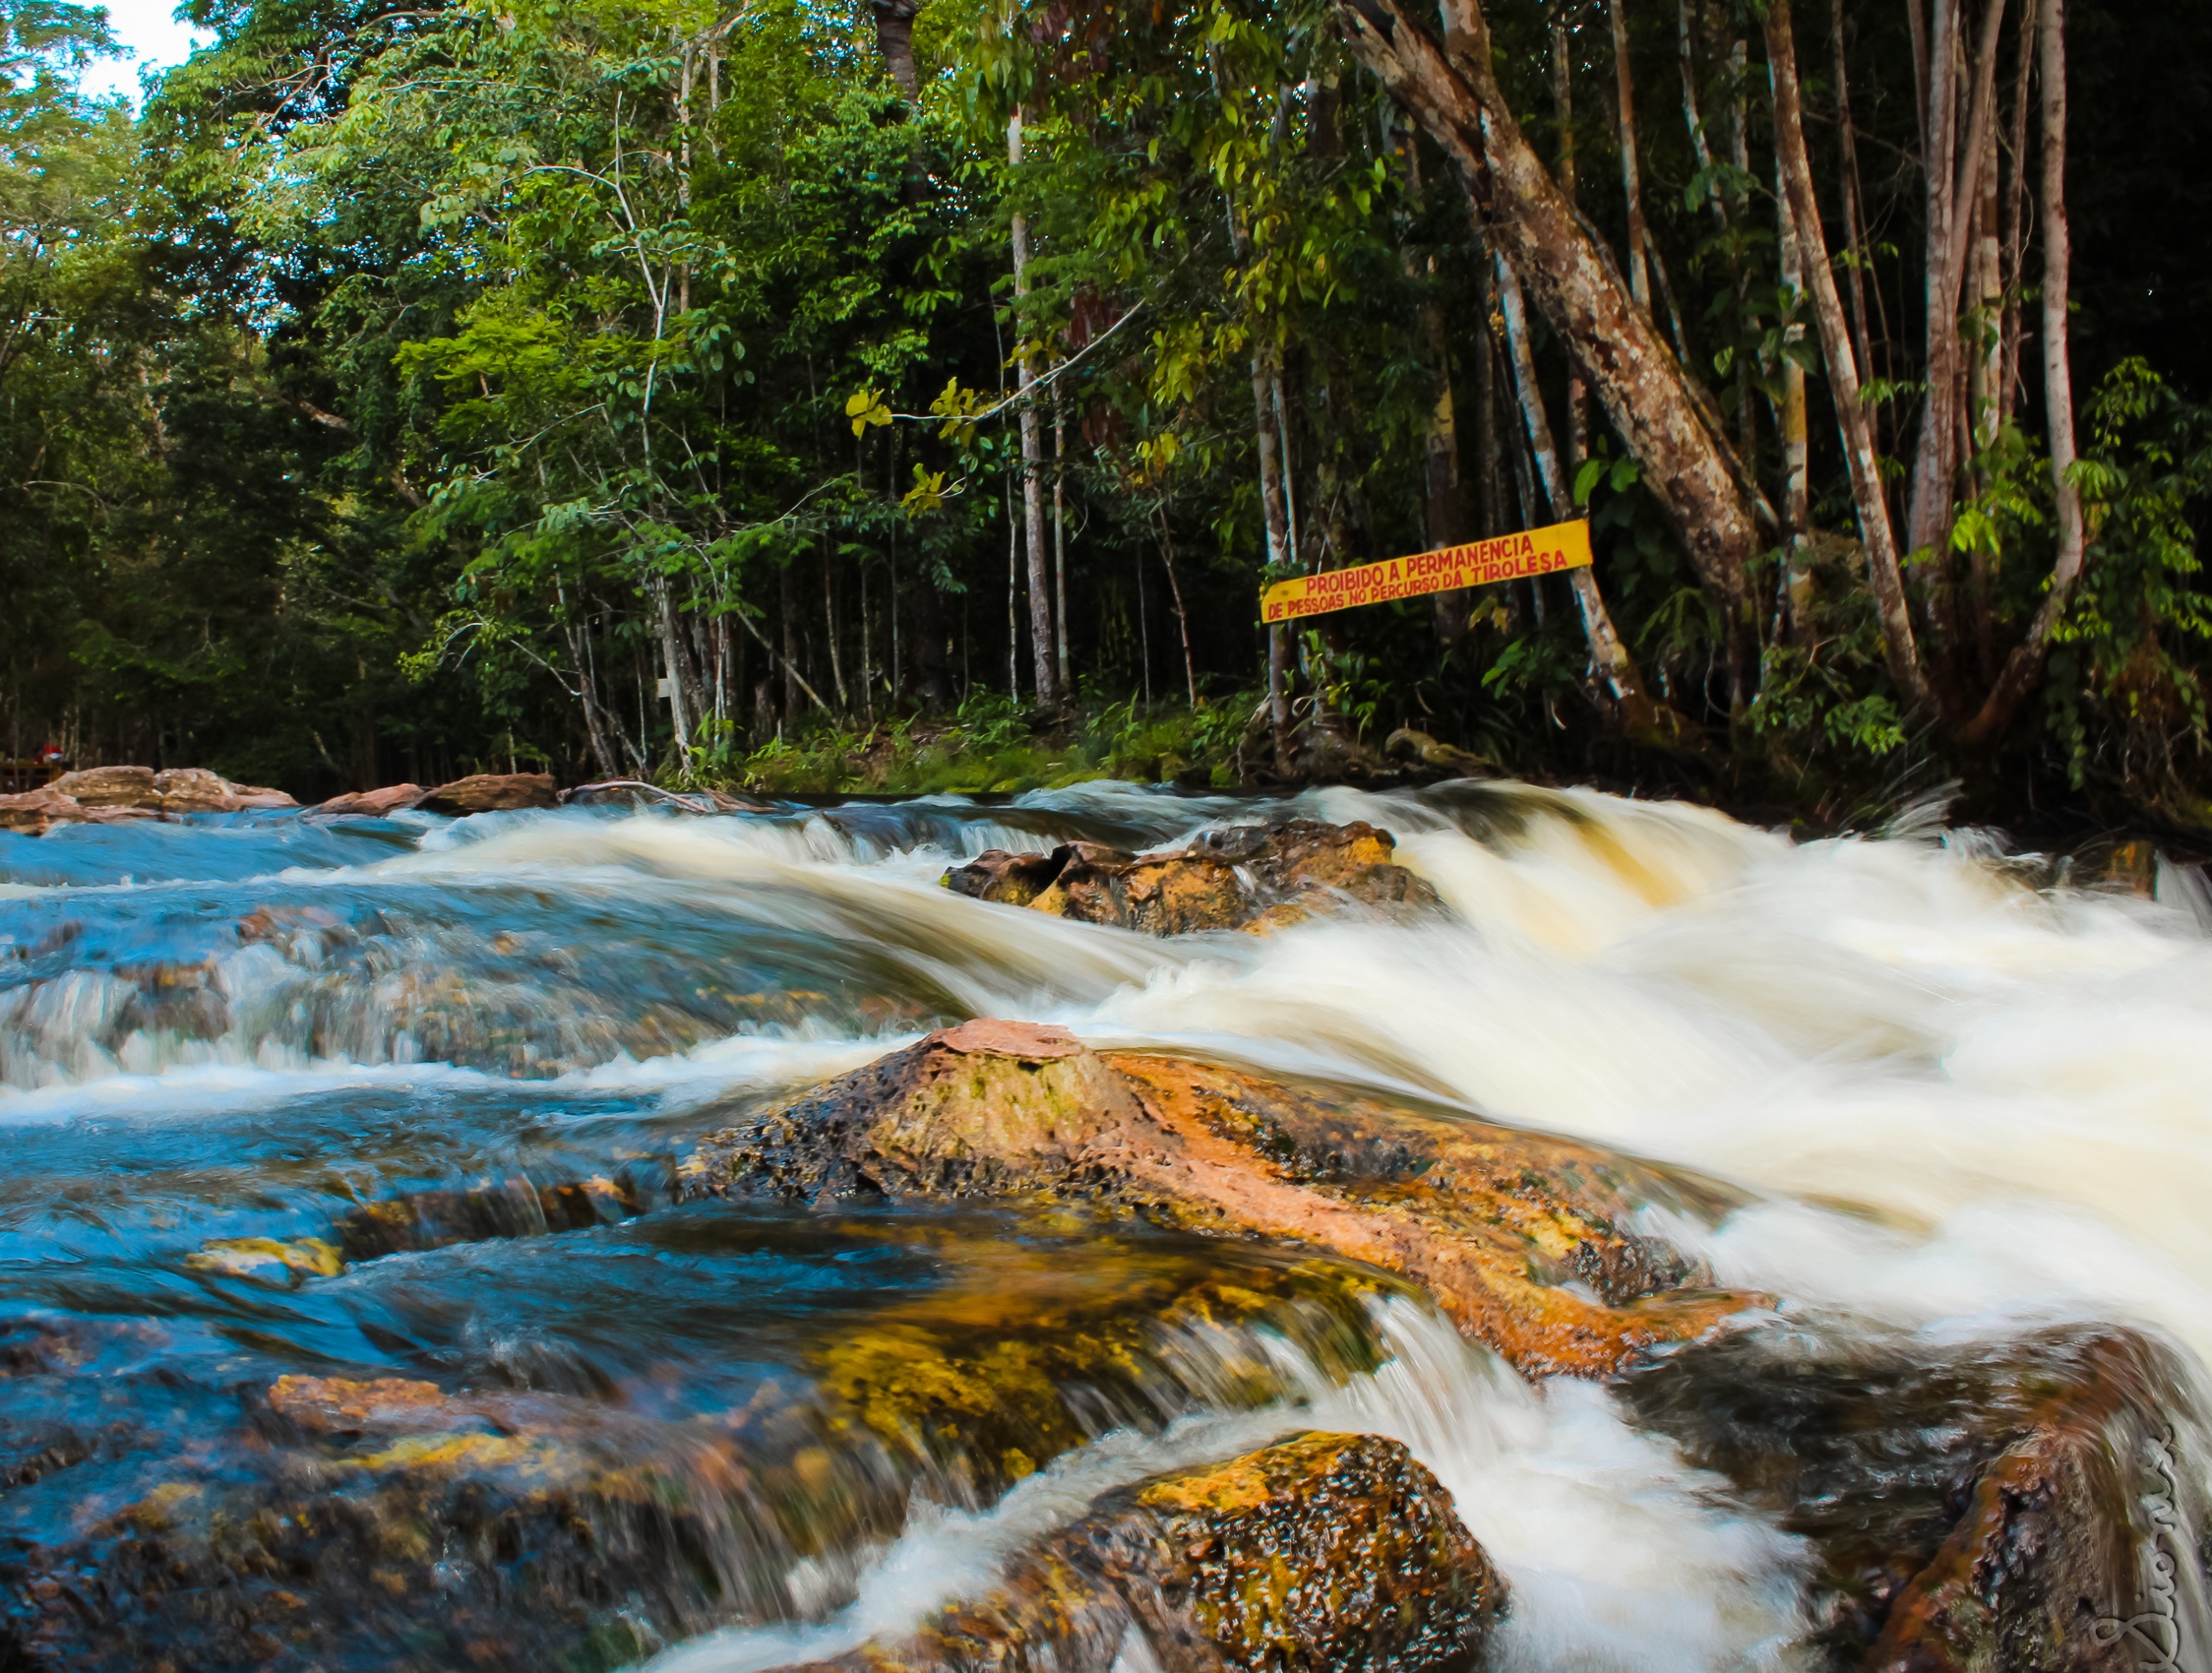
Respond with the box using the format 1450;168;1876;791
0;781;2206;1672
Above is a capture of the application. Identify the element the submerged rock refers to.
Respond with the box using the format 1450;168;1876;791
680;1020;1750;1377
944;820;1439;935
770;1431;1503;1673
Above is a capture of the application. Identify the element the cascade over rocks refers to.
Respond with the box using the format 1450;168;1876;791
768;1431;1505;1673
944;820;1441;935
679;1020;1751;1377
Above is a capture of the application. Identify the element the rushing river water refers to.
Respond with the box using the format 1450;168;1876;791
3;780;2209;1670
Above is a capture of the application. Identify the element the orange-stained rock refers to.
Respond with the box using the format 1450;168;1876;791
318;782;426;816
681;1025;1753;1377
945;820;1440;936
768;1431;1504;1673
416;773;558;814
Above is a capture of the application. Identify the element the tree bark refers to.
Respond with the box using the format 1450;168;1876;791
870;0;920;99
1549;3;1589;468
1008;109;1058;707
1765;0;1939;718
1496;255;1660;732
1054;387;1070;693
1336;0;1760;709
1775;167;1813;642
1829;0;1879;401
1959;0;2083;747
1998;0;2037;423
1605;0;1651;311
1254;350;1295;768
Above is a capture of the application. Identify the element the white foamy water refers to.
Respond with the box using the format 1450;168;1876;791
645;1299;1806;1673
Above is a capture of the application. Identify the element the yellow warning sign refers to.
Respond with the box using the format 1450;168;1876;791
1260;519;1594;623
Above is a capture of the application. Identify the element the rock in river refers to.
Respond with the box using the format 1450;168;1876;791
679;1019;1750;1378
944;819;1439;934
768;1430;1505;1673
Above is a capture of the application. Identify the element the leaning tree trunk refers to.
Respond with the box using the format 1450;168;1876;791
1959;0;2084;747
1765;0;1938;719
1335;0;1761;712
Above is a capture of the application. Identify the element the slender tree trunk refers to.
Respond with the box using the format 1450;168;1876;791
1907;0;2009;569
1008;108;1057;706
1006;474;1020;700
1775;169;1813;642
1497;255;1661;731
1549;3;1589;468
1960;0;2082;746
1829;0;1879;403
1401;131;1472;641
1153;506;1199;708
1606;0;1651;311
656;580;693;757
1054;388;1070;693
1998;0;2037;422
1338;0;1761;709
1766;0;1938;718
1472;257;1504;540
824;537;849;712
1253;350;1295;768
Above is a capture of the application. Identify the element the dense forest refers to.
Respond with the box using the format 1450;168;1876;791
3;0;2210;823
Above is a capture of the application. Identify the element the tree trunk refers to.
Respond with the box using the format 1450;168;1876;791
1337;0;1761;710
1998;0;2037;423
1765;0;1938;718
1775;169;1813;642
1008;108;1057;707
1829;0;1880;403
870;0;920;99
1054;387;1070;693
1153;506;1198;709
1254;350;1295;769
824;538;849;712
1549;3;1589;469
656;579;693;758
1959;0;2083;747
1605;0;1651;311
1496;255;1661;731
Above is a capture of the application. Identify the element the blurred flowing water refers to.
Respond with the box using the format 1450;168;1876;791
3;781;2210;1669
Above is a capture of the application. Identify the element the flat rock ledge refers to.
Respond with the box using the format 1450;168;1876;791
771;1431;1505;1673
944;819;1441;935
681;1020;1751;1379
0;767;295;833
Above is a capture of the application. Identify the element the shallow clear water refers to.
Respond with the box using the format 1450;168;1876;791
3;781;2207;1670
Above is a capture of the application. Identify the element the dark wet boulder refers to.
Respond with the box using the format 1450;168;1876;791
944;820;1440;935
770;1431;1505;1673
680;1020;1751;1377
1623;1324;2212;1673
415;772;558;814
